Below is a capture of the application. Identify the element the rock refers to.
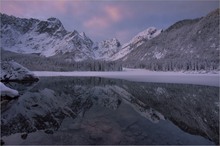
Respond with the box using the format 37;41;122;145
89;132;103;141
1;139;5;145
21;133;28;139
45;130;54;134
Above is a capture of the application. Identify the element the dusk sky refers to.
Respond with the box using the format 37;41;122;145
1;0;219;44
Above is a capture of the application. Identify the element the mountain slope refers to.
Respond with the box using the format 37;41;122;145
119;9;219;71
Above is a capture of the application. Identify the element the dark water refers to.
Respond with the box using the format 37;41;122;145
1;77;219;145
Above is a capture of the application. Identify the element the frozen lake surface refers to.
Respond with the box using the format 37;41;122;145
1;77;219;145
33;70;219;87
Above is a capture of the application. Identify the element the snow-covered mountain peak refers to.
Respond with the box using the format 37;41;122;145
36;17;66;35
130;27;162;45
79;32;86;38
93;38;121;60
111;27;162;61
81;31;92;39
99;38;121;49
47;17;61;24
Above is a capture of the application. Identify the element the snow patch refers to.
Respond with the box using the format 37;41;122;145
131;27;161;44
153;52;164;59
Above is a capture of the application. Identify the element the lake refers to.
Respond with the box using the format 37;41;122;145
1;77;219;145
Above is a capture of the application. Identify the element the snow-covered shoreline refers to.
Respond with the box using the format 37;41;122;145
33;70;219;87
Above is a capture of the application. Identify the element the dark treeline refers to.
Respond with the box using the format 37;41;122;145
1;50;122;71
2;50;219;72
123;58;219;71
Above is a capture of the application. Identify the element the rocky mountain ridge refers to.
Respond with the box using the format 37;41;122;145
0;13;161;62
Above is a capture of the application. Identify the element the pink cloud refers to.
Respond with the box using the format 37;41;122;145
104;5;122;22
69;1;90;16
0;1;68;18
84;4;132;31
83;16;109;30
49;1;67;14
1;1;25;16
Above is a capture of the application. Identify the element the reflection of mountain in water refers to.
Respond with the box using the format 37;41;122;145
1;77;219;145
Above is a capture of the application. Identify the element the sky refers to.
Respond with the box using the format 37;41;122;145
0;0;219;44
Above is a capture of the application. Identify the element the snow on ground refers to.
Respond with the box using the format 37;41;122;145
0;82;19;98
33;68;220;87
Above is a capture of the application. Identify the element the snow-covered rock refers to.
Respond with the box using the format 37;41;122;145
111;27;162;61
0;61;39;81
129;27;162;45
95;38;121;60
0;82;19;98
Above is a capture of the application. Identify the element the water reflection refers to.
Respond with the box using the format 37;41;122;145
1;77;219;145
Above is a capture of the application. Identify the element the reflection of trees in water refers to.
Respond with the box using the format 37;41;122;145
1;77;219;144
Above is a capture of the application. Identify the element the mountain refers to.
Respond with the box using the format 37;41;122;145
111;27;162;61
0;13;121;61
120;9;219;71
